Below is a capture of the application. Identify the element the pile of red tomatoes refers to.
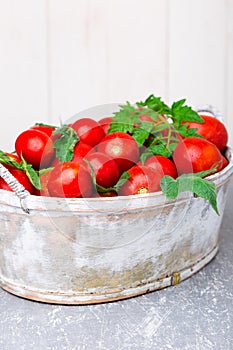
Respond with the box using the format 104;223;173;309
0;99;229;200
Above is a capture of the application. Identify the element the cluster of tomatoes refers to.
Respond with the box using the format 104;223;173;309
0;105;229;199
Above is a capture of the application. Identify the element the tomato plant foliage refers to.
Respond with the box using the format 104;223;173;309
0;93;228;214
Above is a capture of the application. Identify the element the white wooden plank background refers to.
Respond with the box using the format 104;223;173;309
0;0;232;151
0;0;49;151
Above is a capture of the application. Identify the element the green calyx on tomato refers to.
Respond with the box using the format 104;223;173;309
52;124;79;162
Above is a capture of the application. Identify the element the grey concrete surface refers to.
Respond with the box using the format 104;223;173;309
0;180;233;350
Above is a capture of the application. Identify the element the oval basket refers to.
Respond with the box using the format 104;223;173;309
0;106;233;304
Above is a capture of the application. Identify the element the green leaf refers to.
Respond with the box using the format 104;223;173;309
146;143;172;158
151;123;170;134
171;100;204;123
53;125;79;162
160;175;179;199
137;95;171;114
131;128;150;146
34;122;57;128
0;150;21;170
175;124;203;138
108;102;137;134
160;174;219;215
114;171;130;190
20;156;42;190
108;122;134;134
38;167;54;176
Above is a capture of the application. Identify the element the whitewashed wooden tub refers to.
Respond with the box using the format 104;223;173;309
0;106;233;304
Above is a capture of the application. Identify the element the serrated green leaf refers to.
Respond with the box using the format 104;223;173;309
171;99;186;110
160;175;179;198
175;124;203;138
131;128;150;146
137;95;171;114
53;125;79;162
160;174;219;215
147;144;171;158
108;122;134;134
20;156;42;190
172;101;204;124
108;102;137;134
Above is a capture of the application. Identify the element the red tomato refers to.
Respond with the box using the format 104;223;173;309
71;118;105;147
220;155;229;171
173;137;223;175
72;142;94;163
119;165;162;196
98;117;113;135
97;132;140;174
15;129;55;169
47;162;93;198
30;125;56;137
85;152;120;188
0;168;34;194
34;170;52;196
144;155;178;179
184;115;228;151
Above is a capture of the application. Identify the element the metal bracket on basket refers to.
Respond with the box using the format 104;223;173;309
0;163;30;214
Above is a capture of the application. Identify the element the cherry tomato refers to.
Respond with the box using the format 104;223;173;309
30;125;56;137
173;137;223;175
15;129;55;169
144;155;178;179
119;165;162;196
97;132;140;174
0;168;34;194
47;162;93;198
71;118;105;147
72;142;94;163
85;152;120;188
98;117;113;135
184;115;228;151
220;155;229;171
